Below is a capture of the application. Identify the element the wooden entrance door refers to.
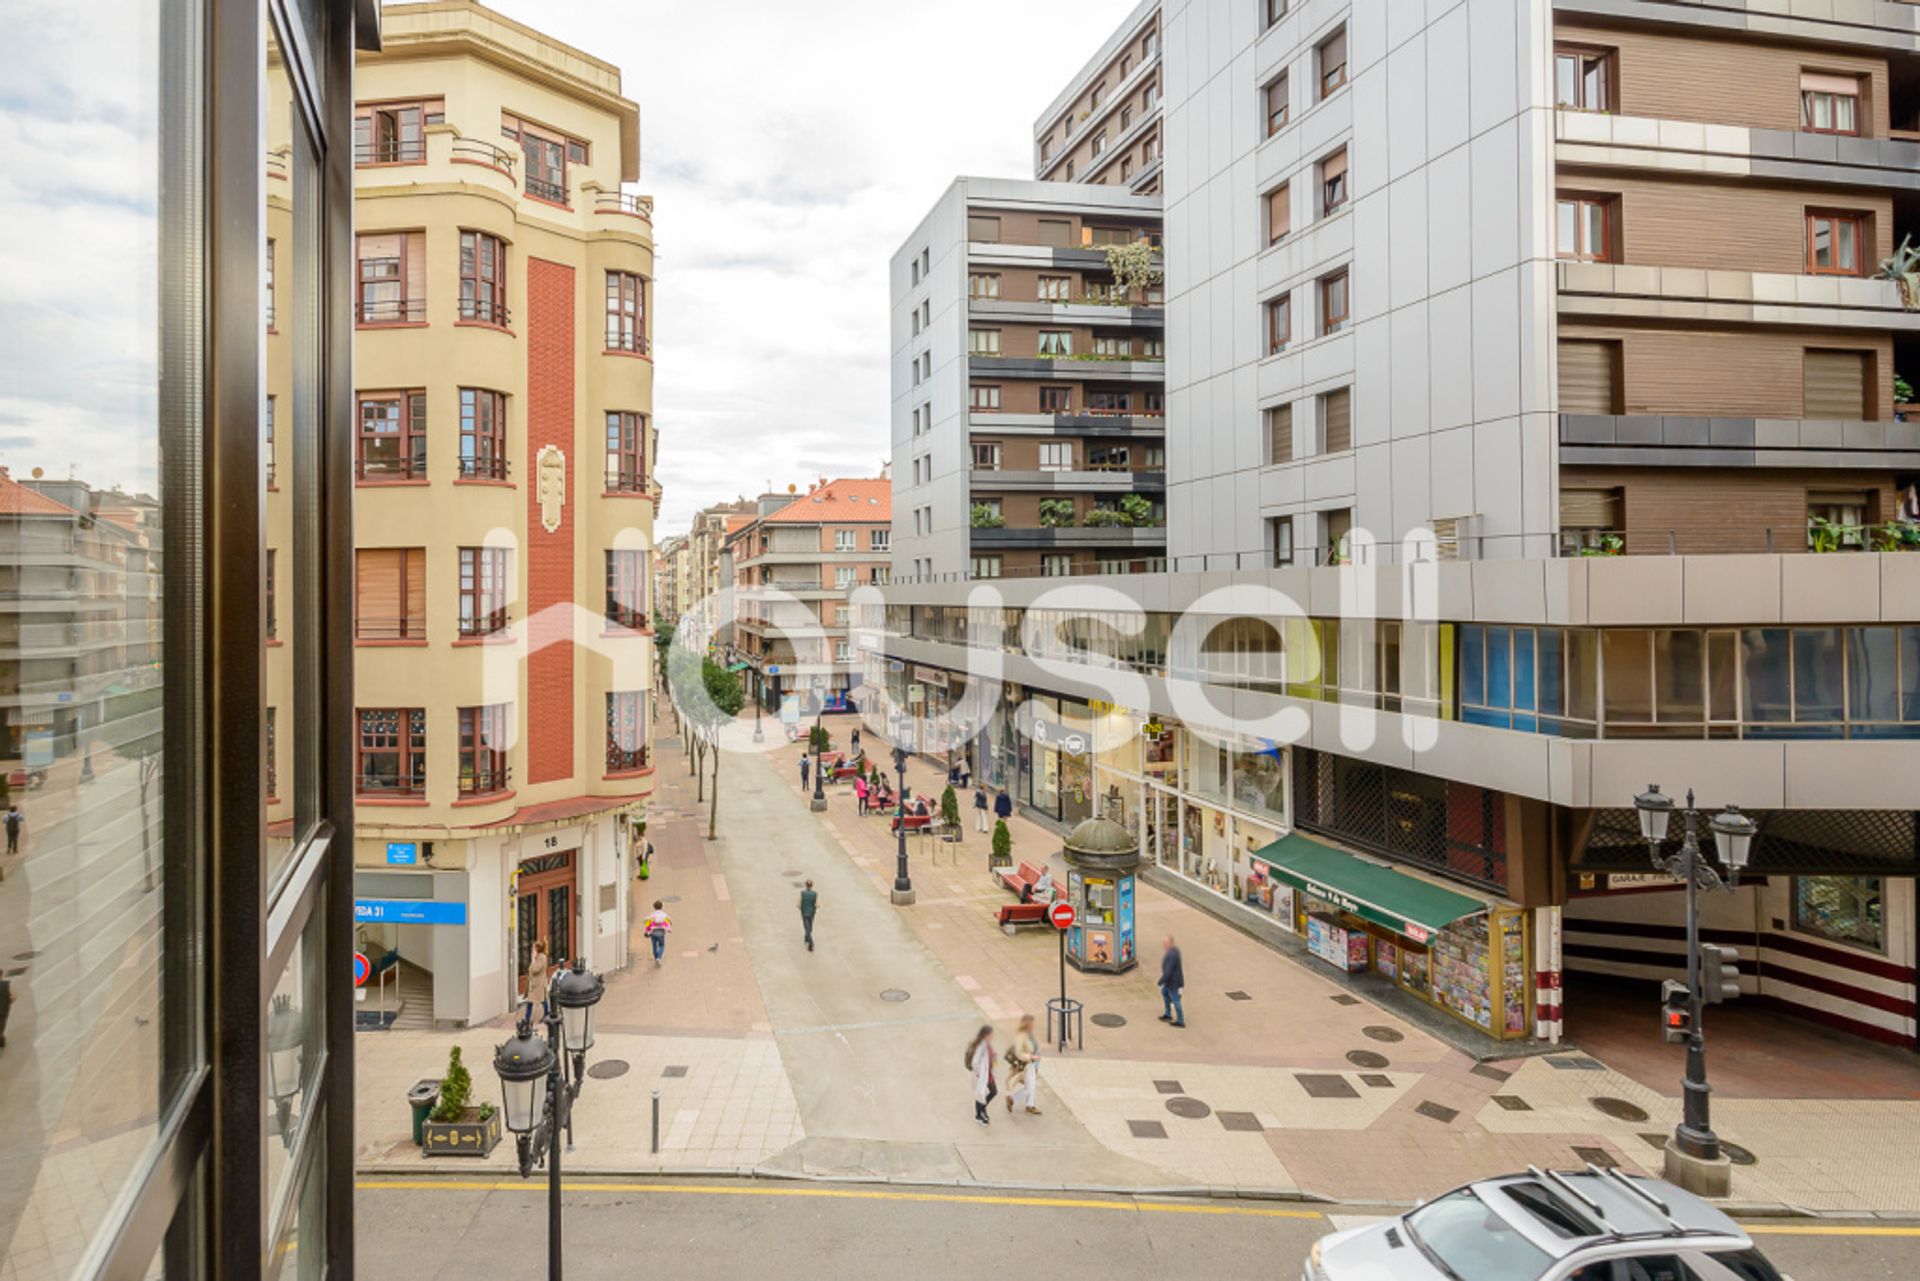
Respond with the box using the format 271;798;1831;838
513;850;575;997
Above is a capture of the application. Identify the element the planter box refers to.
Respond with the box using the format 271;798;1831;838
422;1108;501;1158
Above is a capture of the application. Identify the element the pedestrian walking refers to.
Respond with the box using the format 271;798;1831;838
4;804;22;857
966;1024;998;1125
973;784;989;833
798;879;818;951
1158;935;1186;1028
522;939;550;1023
854;773;868;816
993;788;1013;823
850;726;861;754
644;900;673;966
799;755;810;791
1006;1014;1042;1115
0;973;11;1049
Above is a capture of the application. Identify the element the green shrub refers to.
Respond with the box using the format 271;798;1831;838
991;819;1012;866
940;785;961;830
431;1046;472;1122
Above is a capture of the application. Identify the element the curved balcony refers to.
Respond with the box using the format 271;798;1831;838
594;191;654;222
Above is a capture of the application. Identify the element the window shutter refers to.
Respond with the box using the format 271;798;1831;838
357;549;401;628
1800;72;1860;95
405;231;427;301
1803;349;1868;418
1558;340;1620;414
1321;148;1348;182
1560;487;1621;529
1320;29;1347;72
1038;219;1072;248
1269;185;1290;239
1268;404;1293;463
405;549;426;631
1323;388;1352;453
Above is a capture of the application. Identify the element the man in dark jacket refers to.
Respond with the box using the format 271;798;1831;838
799;879;818;952
993;788;1013;822
1158;935;1185;1028
799;755;810;791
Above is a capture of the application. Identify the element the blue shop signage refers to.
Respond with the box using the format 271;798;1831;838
353;898;467;926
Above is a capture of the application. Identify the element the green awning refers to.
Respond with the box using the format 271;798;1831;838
727;661;751;672
1250;832;1490;939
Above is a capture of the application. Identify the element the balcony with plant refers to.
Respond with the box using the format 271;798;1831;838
969;503;1005;529
1038;498;1077;529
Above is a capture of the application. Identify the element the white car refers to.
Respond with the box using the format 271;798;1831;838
1304;1166;1790;1281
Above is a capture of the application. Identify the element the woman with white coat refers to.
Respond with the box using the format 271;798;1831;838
966;1024;998;1125
1007;1014;1042;1116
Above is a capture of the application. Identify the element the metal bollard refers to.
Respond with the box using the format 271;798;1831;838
651;1089;660;1155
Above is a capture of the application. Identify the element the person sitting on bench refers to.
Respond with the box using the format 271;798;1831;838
1019;864;1055;904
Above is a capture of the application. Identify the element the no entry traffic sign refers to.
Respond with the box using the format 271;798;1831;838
1049;901;1077;931
353;951;371;987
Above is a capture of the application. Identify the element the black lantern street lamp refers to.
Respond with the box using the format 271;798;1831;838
494;959;605;1281
890;745;915;905
1632;784;1757;1194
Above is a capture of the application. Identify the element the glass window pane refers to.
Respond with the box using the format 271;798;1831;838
265;897;328;1213
1460;626;1485;706
1848;627;1899;723
1603;629;1653;723
1654;629;1704;723
1902;627;1920;722
1565;630;1599;723
1792;628;1844;723
1537;629;1565;716
0;0;202;1273
1582;203;1606;257
1793;876;1883;950
1488;627;1513;709
1556;55;1577;106
1707;632;1738;722
1557;202;1576;255
1742;628;1792;723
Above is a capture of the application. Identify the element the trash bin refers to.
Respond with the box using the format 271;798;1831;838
407;1079;441;1145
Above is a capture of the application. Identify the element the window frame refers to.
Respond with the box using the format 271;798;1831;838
605;548;647;629
457;704;511;797
355;389;428;481
606;692;648;773
1266;293;1292;355
969;271;1001;298
1266;183;1291;245
1799;74;1862;137
970;384;1002;412
353;97;442;165
1320;148;1349;216
458;387;507;480
458;546;510;637
605;270;648;354
1554;45;1613;113
356;708;428;798
1318;28;1348;99
502;111;586;204
1806;209;1868;277
1320;269;1350;334
354;229;424;325
1266;75;1290;136
1556;192;1615;262
457;229;508;327
1791;875;1885;952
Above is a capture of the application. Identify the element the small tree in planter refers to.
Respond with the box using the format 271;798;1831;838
990;818;1013;872
422;1045;501;1157
940;784;962;841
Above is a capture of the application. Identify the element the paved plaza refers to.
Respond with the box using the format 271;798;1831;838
354;715;1920;1215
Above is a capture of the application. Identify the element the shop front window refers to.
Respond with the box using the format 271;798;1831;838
1793;876;1883;950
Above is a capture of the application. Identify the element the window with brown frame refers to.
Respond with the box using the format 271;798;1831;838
356;231;426;323
1320;148;1349;216
1321;388;1352;454
358;708;427;797
458;704;511;797
606;271;647;353
1318;28;1348;99
968;214;1002;243
1270;516;1295;567
502;112;586;203
354;98;443;164
606;550;648;629
1039;385;1072;414
1555;194;1614;262
265;707;278;801
1554;47;1612;112
1800;73;1861;136
1806;210;1867;276
1038;274;1072;302
969;272;1001;298
1266;294;1291;355
355;548;426;640
1267;404;1294;464
1320;269;1350;334
264;395;276;488
1267;183;1291;245
459;388;507;480
1266;74;1290;136
264;238;276;330
1087;390;1130;416
606;410;646;491
458;231;507;326
1266;0;1289;27
266;549;277;640
970;384;1002;411
1142;390;1165;415
458;547;509;637
607;692;648;772
356;390;427;480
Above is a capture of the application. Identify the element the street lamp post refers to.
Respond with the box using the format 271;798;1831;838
753;677;763;743
493;961;606;1281
810;715;827;812
1632;784;1756;1196
891;745;915;906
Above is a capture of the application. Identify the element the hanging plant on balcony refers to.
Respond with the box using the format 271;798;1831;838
1118;493;1156;527
1874;235;1920;310
1038;498;1077;528
1082;508;1129;527
969;503;1005;529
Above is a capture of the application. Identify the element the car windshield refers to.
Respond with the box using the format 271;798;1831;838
1405;1189;1554;1281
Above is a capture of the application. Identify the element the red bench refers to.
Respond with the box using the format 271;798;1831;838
827;758;867;783
890;811;934;833
997;860;1048;899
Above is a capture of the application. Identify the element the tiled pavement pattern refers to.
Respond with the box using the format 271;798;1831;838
351;716;1920;1213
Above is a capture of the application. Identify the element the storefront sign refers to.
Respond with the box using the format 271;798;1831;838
353;898;467;926
1030;716;1088;756
385;842;419;865
1607;873;1684;891
912;665;949;689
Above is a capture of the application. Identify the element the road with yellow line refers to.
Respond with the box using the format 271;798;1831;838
355;1176;1920;1280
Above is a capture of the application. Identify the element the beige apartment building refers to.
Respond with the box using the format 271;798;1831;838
725;478;892;717
266;0;658;1026
1032;1;1164;196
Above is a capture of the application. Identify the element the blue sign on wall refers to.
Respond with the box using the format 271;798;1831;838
385;842;419;865
353;898;466;926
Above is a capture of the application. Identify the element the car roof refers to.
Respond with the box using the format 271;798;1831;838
1465;1167;1749;1258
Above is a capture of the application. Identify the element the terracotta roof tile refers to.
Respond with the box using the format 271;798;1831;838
761;477;891;524
0;473;80;518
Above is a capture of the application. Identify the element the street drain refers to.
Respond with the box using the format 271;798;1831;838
1492;1095;1533;1112
1362;1026;1405;1043
1090;1012;1126;1028
1225;990;1252;1001
1165;1096;1211;1119
1721;1141;1757;1166
661;896;682;904
1572;1145;1619;1168
1329;994;1361;1006
1346;1050;1390;1069
1416;1101;1459;1124
1591;1096;1651;1123
13;951;38;961
781;870;801;877
587;1060;630;1080
880;988;910;1002
661;1065;689;1078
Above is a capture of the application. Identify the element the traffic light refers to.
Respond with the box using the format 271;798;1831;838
1699;943;1742;1004
1661;980;1692;1044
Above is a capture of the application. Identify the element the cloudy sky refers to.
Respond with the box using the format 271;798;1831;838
481;0;1139;536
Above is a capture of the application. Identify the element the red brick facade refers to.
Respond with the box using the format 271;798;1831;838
526;258;575;784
